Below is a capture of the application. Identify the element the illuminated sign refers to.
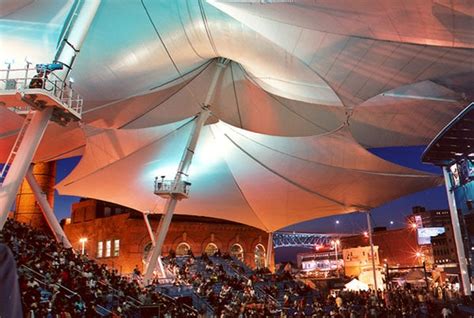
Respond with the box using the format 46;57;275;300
417;227;445;245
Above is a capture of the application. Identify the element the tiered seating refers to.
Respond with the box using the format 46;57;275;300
1;218;197;317
2;218;466;317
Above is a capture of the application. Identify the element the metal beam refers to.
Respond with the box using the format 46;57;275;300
143;58;229;283
0;108;53;230
0;0;100;231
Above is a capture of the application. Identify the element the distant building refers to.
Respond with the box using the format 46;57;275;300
407;206;463;274
297;248;342;272
296;227;422;279
341;227;423;269
407;206;451;228
63;199;272;274
343;246;380;277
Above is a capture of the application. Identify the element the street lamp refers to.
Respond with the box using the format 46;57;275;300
79;237;87;255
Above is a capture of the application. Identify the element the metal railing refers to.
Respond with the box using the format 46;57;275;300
71;266;144;308
0;66;83;116
20;265;80;299
154;178;191;196
211;256;282;309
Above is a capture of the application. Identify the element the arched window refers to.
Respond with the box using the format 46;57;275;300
254;244;266;268
230;243;244;261
204;243;218;256
176;242;190;256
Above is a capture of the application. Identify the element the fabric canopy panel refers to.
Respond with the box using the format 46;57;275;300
57;120;442;232
0;63;465;163
1;0;472;158
208;0;474;48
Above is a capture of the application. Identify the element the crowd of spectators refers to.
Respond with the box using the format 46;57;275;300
1;218;470;317
1;218;197;317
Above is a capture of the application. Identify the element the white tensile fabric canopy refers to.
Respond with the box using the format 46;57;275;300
1;1;473;230
56;119;442;232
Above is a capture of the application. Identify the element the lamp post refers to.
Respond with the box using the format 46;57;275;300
79;237;87;255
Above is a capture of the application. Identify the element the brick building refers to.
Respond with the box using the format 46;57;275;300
340;227;424;268
407;206;460;272
63;199;273;274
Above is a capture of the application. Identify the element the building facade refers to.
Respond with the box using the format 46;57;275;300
63;199;273;274
408;206;461;273
341;227;424;269
343;246;380;277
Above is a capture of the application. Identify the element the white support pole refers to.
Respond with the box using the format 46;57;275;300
0;108;53;230
0;0;100;232
26;165;72;248
366;211;378;291
143;212;156;246
266;232;273;269
143;212;166;277
443;167;471;296
54;0;101;82
144;59;229;283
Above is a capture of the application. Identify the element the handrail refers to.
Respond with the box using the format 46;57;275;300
72;266;144;307
154;289;198;315
210;256;282;308
20;265;80;299
95;304;113;317
0;66;83;116
191;289;214;315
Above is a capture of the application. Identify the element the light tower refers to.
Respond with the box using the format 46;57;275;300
143;58;230;283
0;1;101;240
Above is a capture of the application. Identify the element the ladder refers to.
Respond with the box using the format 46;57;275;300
0;109;34;184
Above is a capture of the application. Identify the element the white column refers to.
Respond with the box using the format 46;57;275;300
143;112;209;283
443;167;471;296
0;0;100;231
143;212;156;246
366;211;378;291
143;59;229;283
0;108;53;230
26;165;72;248
266;232;273;269
54;0;101;82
